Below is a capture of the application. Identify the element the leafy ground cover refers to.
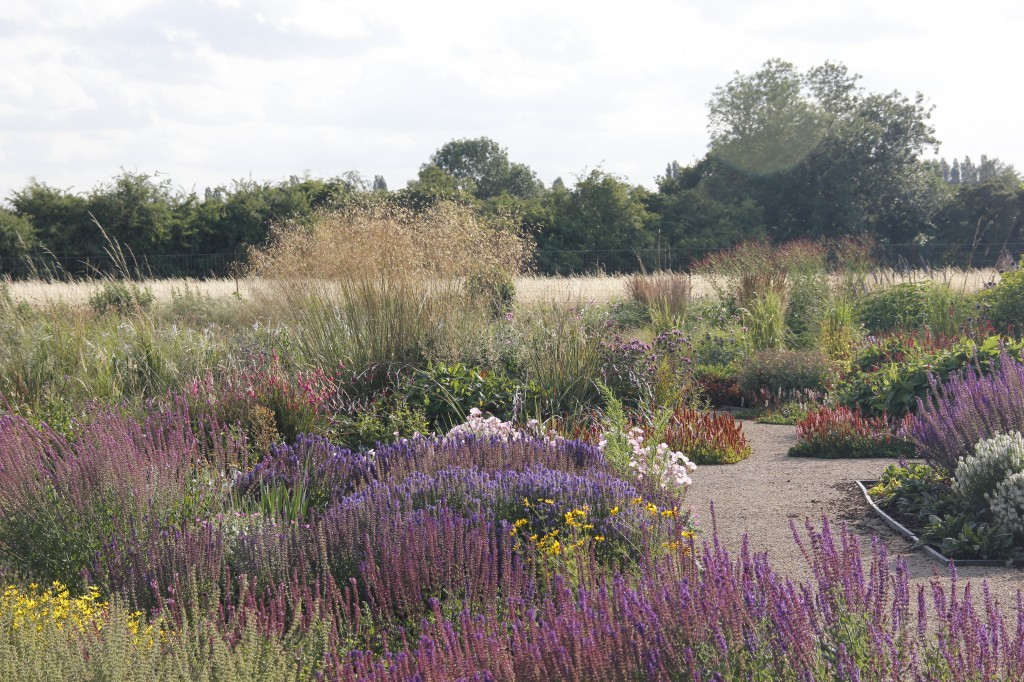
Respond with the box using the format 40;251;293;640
1;220;1024;678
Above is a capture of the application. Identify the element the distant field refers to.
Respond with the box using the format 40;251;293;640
3;267;1001;307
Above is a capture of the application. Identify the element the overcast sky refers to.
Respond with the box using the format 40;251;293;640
1;0;1021;202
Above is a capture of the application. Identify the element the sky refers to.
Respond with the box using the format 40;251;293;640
1;0;1022;203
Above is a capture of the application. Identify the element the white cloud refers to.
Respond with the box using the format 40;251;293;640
1;0;1022;205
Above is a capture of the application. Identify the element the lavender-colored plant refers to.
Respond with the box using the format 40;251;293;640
906;353;1024;470
331;518;1024;681
0;406;243;587
236;433;608;514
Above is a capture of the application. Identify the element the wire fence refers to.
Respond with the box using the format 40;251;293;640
1;242;1021;280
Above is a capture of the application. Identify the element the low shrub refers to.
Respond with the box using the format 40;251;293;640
736;348;838;404
856;282;931;334
663;407;751;464
855;281;973;338
953;431;1024;509
88;280;154;315
695;364;744;408
789;406;915;458
405;361;530;431
978;263;1024;333
599;336;655;408
840;334;1024;419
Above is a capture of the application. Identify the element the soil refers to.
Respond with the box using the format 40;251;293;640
685;421;1024;610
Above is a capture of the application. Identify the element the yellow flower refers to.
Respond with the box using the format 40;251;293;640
594;535;606;542
609;506;620;516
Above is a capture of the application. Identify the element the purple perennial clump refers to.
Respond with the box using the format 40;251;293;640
905;353;1024;470
236;433;607;509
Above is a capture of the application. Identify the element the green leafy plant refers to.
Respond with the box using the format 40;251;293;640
979;265;1024;334
88;280;155;315
406;362;532;431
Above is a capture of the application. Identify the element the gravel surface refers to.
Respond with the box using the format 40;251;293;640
685;420;1023;610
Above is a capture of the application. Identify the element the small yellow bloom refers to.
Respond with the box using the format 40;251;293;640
609;506;620;516
593;535;605;542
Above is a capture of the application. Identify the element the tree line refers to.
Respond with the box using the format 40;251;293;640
2;58;1022;278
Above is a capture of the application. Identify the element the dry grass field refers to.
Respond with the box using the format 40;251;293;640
2;267;1001;308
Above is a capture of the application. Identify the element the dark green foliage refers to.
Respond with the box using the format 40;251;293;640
839;334;1024;418
405;362;533;431
88;281;155;315
979;266;1024;333
869;463;1024;561
856;283;932;333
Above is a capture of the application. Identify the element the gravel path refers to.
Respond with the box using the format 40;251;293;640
685;420;1023;609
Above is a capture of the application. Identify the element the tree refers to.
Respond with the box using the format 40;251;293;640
649;158;765;267
0;209;38;261
8;181;92;256
703;59;942;243
536;170;653;273
372;175;388;192
428;137;543;200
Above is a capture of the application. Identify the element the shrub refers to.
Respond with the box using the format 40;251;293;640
953;431;1024;510
905;351;1024;470
789;406;915;458
736;348;838;403
978;264;1024;333
695;364;744;408
88;280;154;315
599;336;655;408
692;326;747;368
840;334;1024;419
405;362;528;431
856;282;931;334
989;472;1024;539
855;281;973;338
663;407;751;464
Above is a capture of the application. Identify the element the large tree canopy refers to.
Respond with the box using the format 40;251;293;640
427;137;543;200
703;59;942;243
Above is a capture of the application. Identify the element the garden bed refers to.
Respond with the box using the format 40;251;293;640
856;480;1024;567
